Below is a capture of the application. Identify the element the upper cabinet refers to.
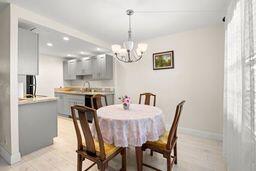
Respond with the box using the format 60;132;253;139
18;28;39;75
63;60;76;80
92;54;113;80
63;54;113;81
76;58;93;75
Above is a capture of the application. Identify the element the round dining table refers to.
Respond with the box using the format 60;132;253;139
94;104;166;171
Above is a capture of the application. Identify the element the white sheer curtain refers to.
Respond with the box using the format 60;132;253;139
224;0;256;170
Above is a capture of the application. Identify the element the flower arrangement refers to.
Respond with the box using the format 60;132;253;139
119;95;131;110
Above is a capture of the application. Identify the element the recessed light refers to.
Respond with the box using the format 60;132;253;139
83;57;90;60
97;48;100;51
67;54;73;57
47;43;53;47
63;37;69;41
80;51;85;55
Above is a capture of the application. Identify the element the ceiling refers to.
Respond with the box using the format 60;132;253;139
19;21;109;58
6;0;229;44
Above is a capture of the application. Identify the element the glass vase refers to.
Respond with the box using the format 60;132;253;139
123;103;130;110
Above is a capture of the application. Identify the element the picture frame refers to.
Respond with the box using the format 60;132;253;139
153;51;174;70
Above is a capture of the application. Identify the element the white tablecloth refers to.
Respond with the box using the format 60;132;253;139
92;104;166;147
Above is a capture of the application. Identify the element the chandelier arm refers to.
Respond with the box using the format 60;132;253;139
115;54;132;63
131;50;143;62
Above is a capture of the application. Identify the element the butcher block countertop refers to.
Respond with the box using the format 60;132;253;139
54;87;114;96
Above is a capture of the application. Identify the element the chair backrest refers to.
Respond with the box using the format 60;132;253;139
71;105;106;160
139;93;156;106
91;94;108;110
166;101;185;150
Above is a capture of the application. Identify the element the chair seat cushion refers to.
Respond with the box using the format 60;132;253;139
83;140;119;157
146;131;169;150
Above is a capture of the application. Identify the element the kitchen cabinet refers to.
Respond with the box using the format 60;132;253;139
92;54;113;80
19;100;57;156
55;92;114;117
55;93;85;116
76;58;93;75
18;28;39;75
56;94;65;114
63;54;113;81
63;60;76;80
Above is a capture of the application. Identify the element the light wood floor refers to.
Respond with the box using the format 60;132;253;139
0;116;226;171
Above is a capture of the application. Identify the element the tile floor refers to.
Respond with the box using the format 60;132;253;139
0;116;226;171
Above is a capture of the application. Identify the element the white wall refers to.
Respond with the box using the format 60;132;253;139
37;54;64;96
115;25;224;137
0;3;12;158
0;4;20;164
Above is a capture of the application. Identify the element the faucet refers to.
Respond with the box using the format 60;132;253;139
81;80;91;92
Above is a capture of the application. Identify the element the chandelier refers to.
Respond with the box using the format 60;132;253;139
111;9;148;63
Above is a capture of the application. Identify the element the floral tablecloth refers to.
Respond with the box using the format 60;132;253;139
92;104;166;147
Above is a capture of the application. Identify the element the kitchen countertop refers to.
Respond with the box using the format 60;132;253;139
19;96;58;105
54;90;115;96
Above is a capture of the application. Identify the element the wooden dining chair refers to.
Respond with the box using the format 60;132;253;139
141;101;185;171
139;93;156;106
71;105;126;171
91;94;108;110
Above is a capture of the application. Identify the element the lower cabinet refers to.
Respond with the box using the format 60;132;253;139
19;100;57;156
55;93;114;121
55;93;85;116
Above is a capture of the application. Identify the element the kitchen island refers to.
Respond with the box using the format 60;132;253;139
18;96;58;156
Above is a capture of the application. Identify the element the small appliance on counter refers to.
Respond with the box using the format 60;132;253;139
26;75;37;98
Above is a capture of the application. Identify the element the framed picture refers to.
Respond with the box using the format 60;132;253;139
153;51;174;70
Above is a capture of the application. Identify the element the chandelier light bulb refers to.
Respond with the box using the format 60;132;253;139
120;48;127;55
138;43;148;52
136;48;142;56
111;44;121;53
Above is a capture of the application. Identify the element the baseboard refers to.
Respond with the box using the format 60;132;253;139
0;145;21;164
178;127;223;141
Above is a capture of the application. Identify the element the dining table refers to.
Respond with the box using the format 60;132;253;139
93;104;166;171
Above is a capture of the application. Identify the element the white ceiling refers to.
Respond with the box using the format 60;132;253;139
19;21;109;58
6;0;229;44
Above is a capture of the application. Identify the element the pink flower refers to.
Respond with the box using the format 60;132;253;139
119;95;131;105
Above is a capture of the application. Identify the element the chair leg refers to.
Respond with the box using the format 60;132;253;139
99;164;105;171
174;143;177;164
121;148;127;171
150;150;153;156
77;154;83;171
167;156;171;171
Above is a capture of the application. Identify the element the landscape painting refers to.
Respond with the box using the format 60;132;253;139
153;51;174;70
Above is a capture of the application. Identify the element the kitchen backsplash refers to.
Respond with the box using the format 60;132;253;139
67;79;115;89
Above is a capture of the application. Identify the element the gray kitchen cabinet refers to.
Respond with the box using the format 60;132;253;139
63;54;113;80
19;100;57;156
63;60;76;80
55;93;65;114
68;94;85;106
76;58;92;75
18;28;39;75
55;93;84;116
92;54;113;80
